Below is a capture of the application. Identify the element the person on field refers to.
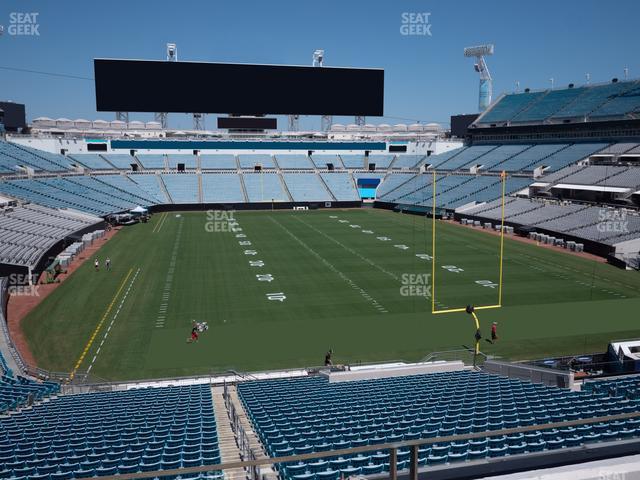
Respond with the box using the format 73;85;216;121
324;349;333;367
491;322;498;343
187;325;199;343
105;258;111;271
94;258;99;271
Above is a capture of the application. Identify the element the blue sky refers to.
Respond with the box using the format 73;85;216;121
0;0;638;129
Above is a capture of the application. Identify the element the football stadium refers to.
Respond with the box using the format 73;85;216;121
1;1;640;479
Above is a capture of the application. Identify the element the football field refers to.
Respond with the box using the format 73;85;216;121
21;209;640;381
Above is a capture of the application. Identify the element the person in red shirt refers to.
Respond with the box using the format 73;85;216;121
187;325;199;343
491;322;498;343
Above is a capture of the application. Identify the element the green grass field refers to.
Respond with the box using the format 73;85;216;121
21;208;640;381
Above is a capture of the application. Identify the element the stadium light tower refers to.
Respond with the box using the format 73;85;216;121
312;49;324;67
288;114;300;132
154;43;177;129
313;49;333;132
464;44;494;112
115;111;129;124
193;113;205;131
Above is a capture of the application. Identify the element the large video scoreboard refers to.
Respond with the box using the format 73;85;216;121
94;59;384;116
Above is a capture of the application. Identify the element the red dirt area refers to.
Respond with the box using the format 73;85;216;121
7;226;122;368
444;219;607;263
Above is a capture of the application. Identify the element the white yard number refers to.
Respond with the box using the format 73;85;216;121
236;233;246;238
256;274;274;282
394;244;409;250
249;260;265;267
244;250;257;256
377;236;392;241
338;220;349;223
349;224;361;229
476;280;498;289
239;240;252;246
266;292;286;302
442;265;464;273
362;230;374;234
416;254;432;261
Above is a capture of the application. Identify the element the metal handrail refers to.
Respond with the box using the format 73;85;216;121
93;410;640;480
223;381;260;480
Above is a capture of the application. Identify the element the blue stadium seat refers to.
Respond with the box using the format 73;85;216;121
315;469;340;480
427;454;448;466
361;464;384;475
292;473;315;480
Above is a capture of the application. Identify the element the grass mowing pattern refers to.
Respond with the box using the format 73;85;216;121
21;209;640;381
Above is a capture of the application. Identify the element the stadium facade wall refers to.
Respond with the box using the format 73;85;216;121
469;118;640;144
149;200;362;213
111;140;387;151
0;263;30;283
8;136;462;157
0;277;7;322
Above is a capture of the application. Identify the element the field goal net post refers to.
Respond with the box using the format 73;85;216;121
431;169;507;315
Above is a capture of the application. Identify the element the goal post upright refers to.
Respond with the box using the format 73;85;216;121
431;168;437;314
431;169;507;314
497;170;506;307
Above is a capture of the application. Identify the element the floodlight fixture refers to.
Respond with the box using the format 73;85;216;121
464;44;494;111
463;44;494;58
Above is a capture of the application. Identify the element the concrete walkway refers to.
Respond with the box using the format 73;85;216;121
212;384;279;480
212;385;247;480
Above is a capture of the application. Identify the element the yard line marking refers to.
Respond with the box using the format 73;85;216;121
86;268;141;374
68;267;134;382
156;216;183;328
270;216;389;313
293;216;401;282
296;216;443;311
152;212;169;233
151;212;165;233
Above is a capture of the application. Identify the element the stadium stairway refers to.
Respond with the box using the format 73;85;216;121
317;174;337;202
131;156;144;171
212;387;246;480
159;175;174;204
239;174;249;203
220;385;278;480
279;174;294;202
